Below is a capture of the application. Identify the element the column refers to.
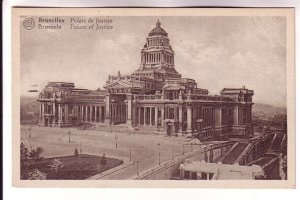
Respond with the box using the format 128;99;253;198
52;103;56;116
138;107;141;125
41;103;45;123
85;106;88;122
94;106;98;122
126;94;132;126
38;103;42;123
161;106;165;128
58;104;62;124
154;107;158;126
187;105;192;133
89;106;92;122
100;106;103;123
214;107;222;126
233;106;239;125
150;107;153;126
144;107;146;126
105;94;111;124
81;105;84;121
65;104;69;122
178;105;182;132
52;103;56;125
174;106;178;121
111;104;115;124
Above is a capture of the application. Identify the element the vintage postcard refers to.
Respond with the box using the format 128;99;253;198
11;8;295;188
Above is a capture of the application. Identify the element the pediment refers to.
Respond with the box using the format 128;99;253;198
105;80;132;89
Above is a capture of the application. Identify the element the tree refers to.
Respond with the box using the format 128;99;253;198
74;147;79;156
28;146;44;160
20;143;47;179
100;153;107;170
20;142;29;161
27;169;47;180
48;158;64;173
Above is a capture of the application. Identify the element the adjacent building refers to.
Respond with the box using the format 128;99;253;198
37;20;254;138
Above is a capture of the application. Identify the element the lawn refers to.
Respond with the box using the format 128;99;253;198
22;154;123;180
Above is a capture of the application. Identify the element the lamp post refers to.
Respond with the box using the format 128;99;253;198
79;142;82;154
130;148;132;161
182;144;185;155
68;130;71;143
115;134;118;148
28;128;32;139
158;143;161;165
136;160;139;176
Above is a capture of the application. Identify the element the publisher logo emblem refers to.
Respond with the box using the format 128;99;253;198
23;17;35;30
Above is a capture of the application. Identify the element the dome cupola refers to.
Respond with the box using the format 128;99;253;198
148;20;168;37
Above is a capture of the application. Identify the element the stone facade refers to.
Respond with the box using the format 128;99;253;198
37;20;254;138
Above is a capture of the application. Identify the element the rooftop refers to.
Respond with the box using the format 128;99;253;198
148;20;168;37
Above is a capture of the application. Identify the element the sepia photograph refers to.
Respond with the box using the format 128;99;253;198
11;8;295;188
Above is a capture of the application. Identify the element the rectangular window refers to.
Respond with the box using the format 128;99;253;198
191;172;197;180
184;171;190;179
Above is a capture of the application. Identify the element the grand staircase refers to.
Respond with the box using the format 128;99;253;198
270;133;285;152
221;142;248;164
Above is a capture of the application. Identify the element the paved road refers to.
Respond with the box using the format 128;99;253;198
21;125;195;180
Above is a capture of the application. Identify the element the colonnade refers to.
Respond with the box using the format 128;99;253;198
75;104;105;123
38;100;252;135
136;106;157;126
110;103;127;124
38;102;106;126
141;52;174;65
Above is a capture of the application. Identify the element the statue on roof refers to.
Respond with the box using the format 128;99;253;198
156;19;161;27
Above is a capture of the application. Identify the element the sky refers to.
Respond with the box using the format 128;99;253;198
21;16;286;107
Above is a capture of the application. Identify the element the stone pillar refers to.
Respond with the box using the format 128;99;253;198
81;105;84;121
144;107;146;126
94;106;97;122
52;103;56;115
58;104;62;125
178;105;183;132
38;103;42;124
154;107;158;126
138;107;141;125
126;94;132;126
89;106;93;122
214;107;222;126
100;106;103;123
75;104;78;115
150;107;153;126
105;94;111;124
41;103;45;124
65;104;69;122
111;104;114;124
52;103;56;126
187;105;192;133
85;106;88;122
233;106;239;125
161;106;165;128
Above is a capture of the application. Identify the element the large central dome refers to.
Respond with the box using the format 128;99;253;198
148;20;168;36
133;20;181;80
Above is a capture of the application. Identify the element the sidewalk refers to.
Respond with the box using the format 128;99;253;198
86;156;134;180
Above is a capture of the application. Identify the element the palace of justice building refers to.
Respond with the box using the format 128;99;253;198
37;20;254;139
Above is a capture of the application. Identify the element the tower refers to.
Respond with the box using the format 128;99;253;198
137;20;180;79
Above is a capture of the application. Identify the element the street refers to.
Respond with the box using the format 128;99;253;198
21;125;192;179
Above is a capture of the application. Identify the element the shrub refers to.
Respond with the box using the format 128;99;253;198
74;147;79;156
100;153;107;167
48;158;64;173
28;146;44;160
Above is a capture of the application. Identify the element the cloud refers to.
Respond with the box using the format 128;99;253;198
20;16;287;107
